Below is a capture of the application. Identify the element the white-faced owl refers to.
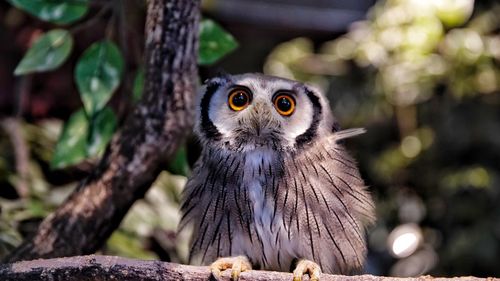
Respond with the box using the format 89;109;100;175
180;73;375;280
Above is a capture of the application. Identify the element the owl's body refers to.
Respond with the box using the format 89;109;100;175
180;73;375;276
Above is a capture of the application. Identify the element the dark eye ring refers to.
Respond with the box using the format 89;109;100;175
228;88;251;111
273;93;295;116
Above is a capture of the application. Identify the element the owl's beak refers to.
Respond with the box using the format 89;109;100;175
248;101;273;136
235;100;278;147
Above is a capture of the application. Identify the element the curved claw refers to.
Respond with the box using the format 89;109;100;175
292;259;322;281
210;256;252;281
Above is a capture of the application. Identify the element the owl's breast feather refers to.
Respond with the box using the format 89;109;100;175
232;149;296;271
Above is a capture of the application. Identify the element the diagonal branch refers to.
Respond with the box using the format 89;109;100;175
1;118;30;198
3;0;200;263
0;255;493;281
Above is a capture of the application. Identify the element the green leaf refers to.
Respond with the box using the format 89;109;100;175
14;29;73;75
199;19;238;65
132;68;144;103
166;144;190;177
87;107;117;156
75;41;124;116
26;198;50;218
51;109;88;169
9;0;89;25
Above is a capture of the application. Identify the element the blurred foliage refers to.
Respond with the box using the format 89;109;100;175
75;40;124;117
265;0;499;277
9;1;236;169
8;0;89;25
14;29;73;75
51;107;117;169
0;0;235;266
0;119;191;262
105;172;191;262
0;120;72;256
199;19;238;65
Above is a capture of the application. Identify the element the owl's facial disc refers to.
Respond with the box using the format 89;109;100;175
198;74;328;152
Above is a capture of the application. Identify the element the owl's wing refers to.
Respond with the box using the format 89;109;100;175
277;133;374;274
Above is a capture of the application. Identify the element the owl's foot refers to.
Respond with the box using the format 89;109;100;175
292;259;322;281
210;256;252;281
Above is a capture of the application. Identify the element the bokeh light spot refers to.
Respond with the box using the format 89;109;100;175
388;224;423;258
401;136;422;158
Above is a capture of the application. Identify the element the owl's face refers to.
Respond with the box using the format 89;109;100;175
195;73;337;152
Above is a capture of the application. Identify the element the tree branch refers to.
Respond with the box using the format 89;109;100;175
1;118;30;198
3;0;200;262
0;255;493;281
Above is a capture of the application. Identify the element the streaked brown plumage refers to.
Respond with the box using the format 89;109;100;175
180;73;375;279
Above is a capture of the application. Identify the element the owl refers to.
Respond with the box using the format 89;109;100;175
179;73;375;281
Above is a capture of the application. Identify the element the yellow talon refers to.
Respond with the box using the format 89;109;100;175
210;256;252;281
292;259;322;281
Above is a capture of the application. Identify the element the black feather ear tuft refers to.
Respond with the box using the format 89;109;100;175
214;68;230;78
204;70;231;85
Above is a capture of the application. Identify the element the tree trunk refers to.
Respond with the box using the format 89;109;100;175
3;0;200;263
0;255;494;281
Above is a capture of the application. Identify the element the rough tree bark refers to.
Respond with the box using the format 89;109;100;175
0;255;496;281
3;0;200;262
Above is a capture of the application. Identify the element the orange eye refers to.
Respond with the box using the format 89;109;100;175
228;89;251;111
273;94;295;116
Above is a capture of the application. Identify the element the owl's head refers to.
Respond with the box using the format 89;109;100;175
195;73;338;152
